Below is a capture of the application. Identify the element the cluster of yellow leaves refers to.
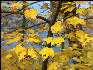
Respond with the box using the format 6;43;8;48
2;7;11;11
37;26;49;32
76;30;88;41
51;37;65;47
60;52;70;63
26;38;41;44
66;17;86;27
10;43;25;54
69;64;93;70
1;29;10;39
65;30;93;47
39;47;54;61
47;62;60;70
91;5;93;8
4;31;24;44
28;48;37;59
62;2;75;5
26;29;34;33
26;33;42;39
72;43;78;49
10;3;23;9
1;4;3;7
91;42;93;48
6;54;12;59
60;5;69;10
76;8;86;15
54;51;71;67
75;1;86;4
65;32;75;39
24;9;40;19
76;30;93;47
16;29;25;32
2;29;10;34
6;36;21;44
10;22;17;24
72;57;81;62
53;52;63;66
87;51;93;65
64;7;75;13
1;32;4;38
86;8;93;14
51;20;63;33
76;8;93;15
9;43;37;60
8;43;26;60
61;2;76;13
43;37;53;44
7;31;23;37
44;37;65;47
25;33;44;45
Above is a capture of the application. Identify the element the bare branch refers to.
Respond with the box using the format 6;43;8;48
36;15;50;23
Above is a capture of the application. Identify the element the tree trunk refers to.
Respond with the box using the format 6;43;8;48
41;1;62;70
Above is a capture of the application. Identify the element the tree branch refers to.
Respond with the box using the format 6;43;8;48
36;15;50;23
1;9;23;15
50;1;62;26
1;10;50;24
27;22;47;29
2;22;47;34
1;1;41;18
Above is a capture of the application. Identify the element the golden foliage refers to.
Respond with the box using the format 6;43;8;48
37;26;49;32
47;62;60;70
24;9;40;19
6;55;12;59
26;29;35;33
75;1;86;4
51;20;63;33
64;7;75;13
66;16;86;27
39;47;54;61
44;37;65;47
10;3;23;9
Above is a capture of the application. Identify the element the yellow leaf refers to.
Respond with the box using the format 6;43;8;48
39;47;54;61
47;62;60;70
26;29;34;33
91;5;93;8
87;51;93;59
26;38;41;43
18;50;26;60
24;9;40;19
64;7;75;13
51;37;65;47
66;17;86;27
10;3;23;9
43;37;53;44
51;20;63;33
75;1;86;4
76;8;86;15
6;55;12;59
28;49;37;59
87;8;93;14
